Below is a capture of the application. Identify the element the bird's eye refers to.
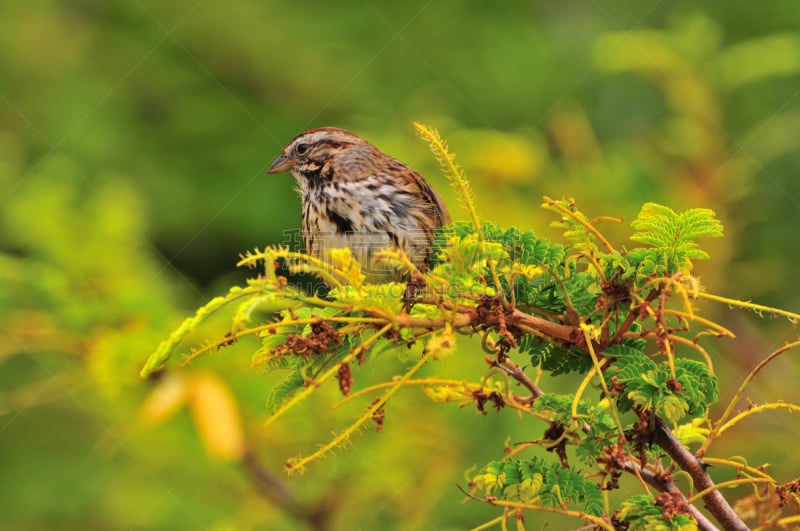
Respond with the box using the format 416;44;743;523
296;143;309;155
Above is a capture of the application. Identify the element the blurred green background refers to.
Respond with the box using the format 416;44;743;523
2;1;800;529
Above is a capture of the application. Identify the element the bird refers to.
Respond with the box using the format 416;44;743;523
267;127;450;282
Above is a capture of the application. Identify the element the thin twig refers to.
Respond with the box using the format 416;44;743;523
699;339;800;457
241;450;333;531
499;358;543;399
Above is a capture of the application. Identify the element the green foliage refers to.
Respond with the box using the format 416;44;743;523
141;283;265;377
0;159;180;390
435;220;569;305
544;199;607;254
519;339;593;376
630;203;724;252
471;457;604;516
616;494;698;530
266;371;306;415
626;203;724;280
530;394;618;466
610;349;718;425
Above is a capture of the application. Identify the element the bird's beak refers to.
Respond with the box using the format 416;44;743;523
266;155;295;174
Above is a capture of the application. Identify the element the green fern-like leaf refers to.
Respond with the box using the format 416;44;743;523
603;343;647;359
141;284;264;377
531;393;615;434
266;371;306;414
617;494;698;530
434;221;571;304
674;358;719;416
628;203;723;278
610;351;717;425
529;394;618;466
254;331;292;367
471;457;603;516
520;337;593;375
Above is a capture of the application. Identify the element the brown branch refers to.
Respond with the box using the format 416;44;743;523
610;289;659;344
242;450;334;530
242;450;296;508
499;358;543;399
622;461;718;531
394;307;582;346
652;420;748;531
509;309;583;345
393;293;741;529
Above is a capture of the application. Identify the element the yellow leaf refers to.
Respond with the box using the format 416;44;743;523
327;247;366;287
673;418;710;446
501;262;543;280
188;372;245;462
138;373;189;427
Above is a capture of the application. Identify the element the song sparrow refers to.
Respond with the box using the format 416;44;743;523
267;127;450;281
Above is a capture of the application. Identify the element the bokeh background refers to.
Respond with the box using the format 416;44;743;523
2;1;799;529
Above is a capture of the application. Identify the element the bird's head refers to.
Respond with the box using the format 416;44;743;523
267;127;365;183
